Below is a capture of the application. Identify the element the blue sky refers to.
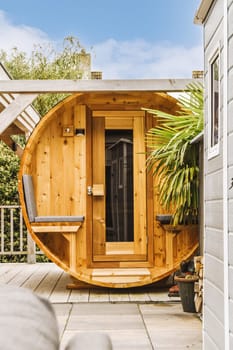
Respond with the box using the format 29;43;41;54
0;0;203;79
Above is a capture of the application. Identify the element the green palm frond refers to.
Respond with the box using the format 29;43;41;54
144;82;203;225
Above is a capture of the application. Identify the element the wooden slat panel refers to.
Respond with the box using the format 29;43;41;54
165;232;175;268
106;242;134;254
92;276;151;286
84;92;176;112
49;112;64;215
119;261;153;268
35;127;51;216
74;105;87;266
152;129;167;270
153;223;166;267
92;117;106;256
93;254;147;262
105;117;133;129
62;105;75;215
74;104;86;214
85;108;93;267
92;268;150;276
69;232;77;271
133;117;147;255
145;112;154;266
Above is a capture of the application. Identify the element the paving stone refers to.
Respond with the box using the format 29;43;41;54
70;303;139;315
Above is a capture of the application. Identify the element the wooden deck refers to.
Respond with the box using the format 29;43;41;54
0;263;202;349
0;262;176;303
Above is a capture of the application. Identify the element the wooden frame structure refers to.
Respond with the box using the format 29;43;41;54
0;78;200;288
0;64;40;157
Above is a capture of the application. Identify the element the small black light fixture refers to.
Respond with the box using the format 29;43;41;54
75;128;85;136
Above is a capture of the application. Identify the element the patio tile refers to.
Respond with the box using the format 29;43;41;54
69;289;90;302
104;329;153;350
53;303;72;316
139;303;202;349
70;302;139;315
66;314;144;331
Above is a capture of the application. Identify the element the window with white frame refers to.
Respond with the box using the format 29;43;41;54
208;49;220;158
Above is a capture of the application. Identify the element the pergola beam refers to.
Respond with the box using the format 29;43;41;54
0;93;38;134
0;78;201;94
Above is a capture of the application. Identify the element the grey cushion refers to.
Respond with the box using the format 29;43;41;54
22;174;37;222
35;215;84;222
0;284;59;350
0;285;112;350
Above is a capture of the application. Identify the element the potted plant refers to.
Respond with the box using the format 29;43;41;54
174;260;199;312
144;82;203;225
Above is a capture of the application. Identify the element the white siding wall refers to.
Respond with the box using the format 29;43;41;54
228;0;233;347
203;0;233;348
203;0;225;348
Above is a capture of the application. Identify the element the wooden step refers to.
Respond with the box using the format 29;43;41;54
92;268;150;277
90;268;152;288
67;268;152;289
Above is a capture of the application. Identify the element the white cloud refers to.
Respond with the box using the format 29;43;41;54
91;39;204;79
0;10;203;79
0;10;51;54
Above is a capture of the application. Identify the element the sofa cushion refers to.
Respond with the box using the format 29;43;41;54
0;284;59;350
22;174;37;222
35;215;84;223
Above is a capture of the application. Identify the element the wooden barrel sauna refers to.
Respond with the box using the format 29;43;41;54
18;91;199;288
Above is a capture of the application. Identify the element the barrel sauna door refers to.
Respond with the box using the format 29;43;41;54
90;113;147;263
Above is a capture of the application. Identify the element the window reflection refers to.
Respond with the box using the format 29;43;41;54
211;56;220;147
105;130;134;242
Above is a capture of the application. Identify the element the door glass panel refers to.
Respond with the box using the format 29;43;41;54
105;130;134;242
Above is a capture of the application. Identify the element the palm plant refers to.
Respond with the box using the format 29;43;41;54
145;82;204;225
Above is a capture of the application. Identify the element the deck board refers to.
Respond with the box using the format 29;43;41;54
109;290;131;302
35;265;63;299
49;271;72;303
0;263;26;284
69;288;90;303
89;288;110;302
21;263;53;290
7;263;40;287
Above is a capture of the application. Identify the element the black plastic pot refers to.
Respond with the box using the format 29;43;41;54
174;276;198;313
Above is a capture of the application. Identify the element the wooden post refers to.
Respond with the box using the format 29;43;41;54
27;230;36;264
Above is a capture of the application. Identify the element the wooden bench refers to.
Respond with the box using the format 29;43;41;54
22;174;84;269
